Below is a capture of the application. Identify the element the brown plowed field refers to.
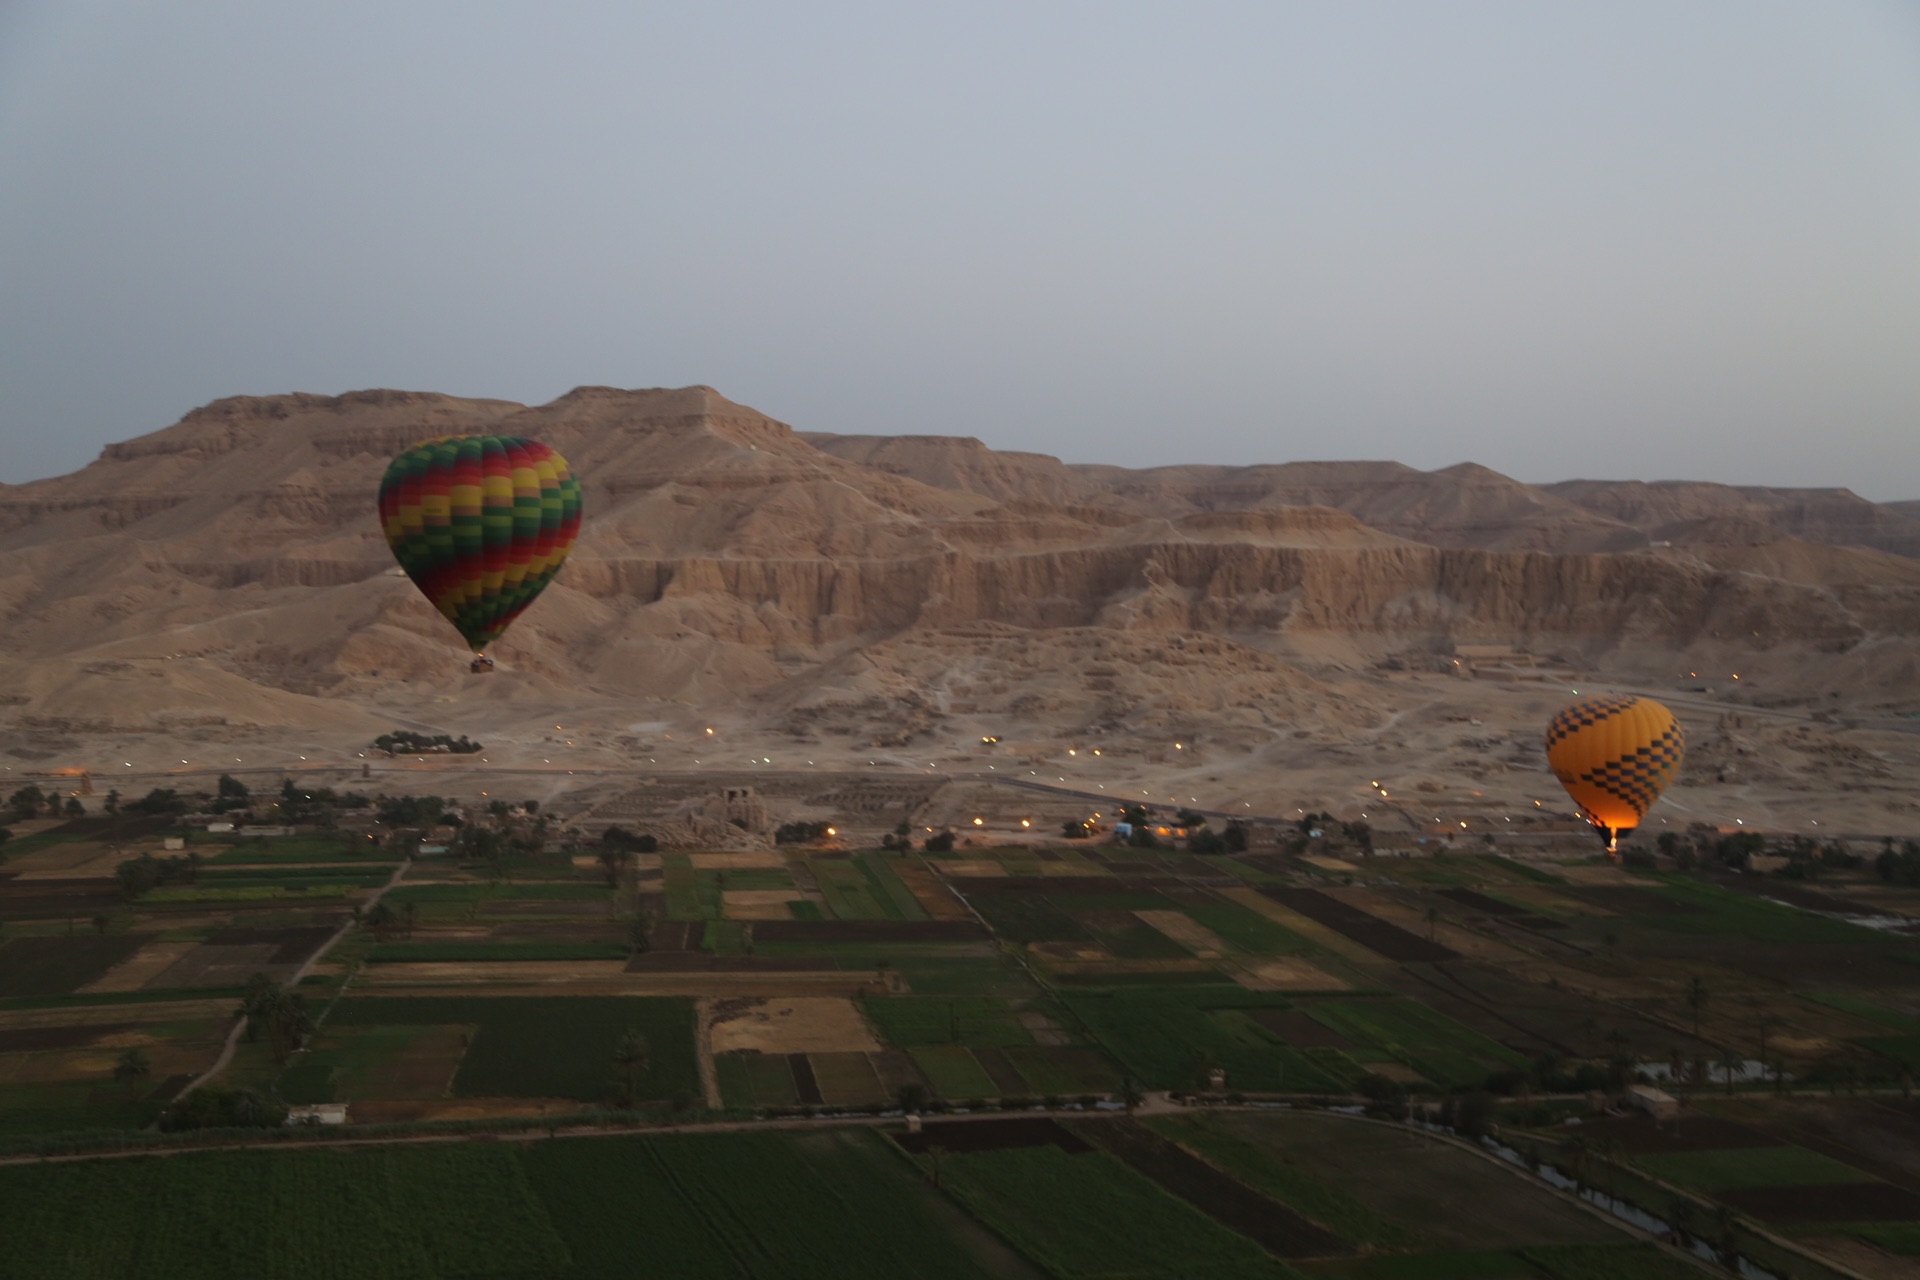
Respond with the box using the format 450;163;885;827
0;935;148;997
893;862;973;921
1585;1113;1776;1155
205;926;336;963
1249;1009;1355;1049
1438;888;1528;915
625;954;838;973
957;876;1184;895
1718;1182;1920;1222
1077;1119;1347;1259
790;1053;823;1104
1261;888;1456;963
971;1047;1030;1095
751;920;987;943
0;1023;134;1052
894;1117;1092;1155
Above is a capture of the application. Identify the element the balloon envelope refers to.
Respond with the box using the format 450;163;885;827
1544;695;1684;849
377;435;581;654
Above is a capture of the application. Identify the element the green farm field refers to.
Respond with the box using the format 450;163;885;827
937;1142;1308;1280
325;996;698;1102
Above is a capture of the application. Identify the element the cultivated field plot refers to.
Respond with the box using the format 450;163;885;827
0;937;146;998
1061;985;1354;1093
805;856;931;921
933;1142;1306;1279
521;1128;1043;1280
1260;889;1456;963
278;1024;470;1104
1074;1118;1347;1259
0;1143;571;1279
1301;997;1528;1089
1150;1110;1623;1257
325;996;698;1103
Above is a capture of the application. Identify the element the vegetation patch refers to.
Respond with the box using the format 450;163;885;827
715;1051;799;1109
937;1143;1307;1278
1301;998;1525;1089
523;1128;1020;1280
328;996;697;1103
364;941;626;963
1062;986;1349;1092
0;1143;568;1278
0;935;146;998
863;997;1035;1048
910;1046;1001;1098
1179;901;1318;956
1519;1242;1722;1280
1645;876;1893;945
1147;1114;1415;1250
1631;1145;1875;1191
1076;1118;1345;1258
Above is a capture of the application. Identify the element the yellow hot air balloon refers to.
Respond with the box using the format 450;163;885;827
1544;695;1684;855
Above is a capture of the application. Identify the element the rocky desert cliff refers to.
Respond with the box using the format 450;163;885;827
1;385;1917;785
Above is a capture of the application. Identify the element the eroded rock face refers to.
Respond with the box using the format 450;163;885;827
1;384;1916;735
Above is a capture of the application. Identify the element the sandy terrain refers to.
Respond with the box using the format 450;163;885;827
1134;909;1228;958
707;997;882;1055
0;384;1912;846
721;889;798;921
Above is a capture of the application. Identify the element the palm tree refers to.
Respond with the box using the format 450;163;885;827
1559;1133;1591;1189
1425;906;1439;941
1711;1204;1739;1267
612;1028;650;1107
1717;1046;1743;1096
1666;1197;1695;1248
1581;1017;1599;1058
1604;1028;1629;1057
112;1047;151;1094
1686;976;1708;1039
239;973;314;1061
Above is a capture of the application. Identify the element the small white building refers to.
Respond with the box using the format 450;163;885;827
1626;1084;1678;1121
286;1103;349;1126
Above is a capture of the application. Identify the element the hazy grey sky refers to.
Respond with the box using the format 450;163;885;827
3;2;1918;499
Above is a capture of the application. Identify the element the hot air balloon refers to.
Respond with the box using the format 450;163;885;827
1544;695;1684;855
377;435;581;671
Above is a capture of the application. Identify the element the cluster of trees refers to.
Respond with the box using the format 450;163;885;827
375;794;457;827
1875;839;1920;886
601;826;657;854
159;1086;289;1132
1119;805;1160;848
371;731;482;756
240;973;315;1061
1185;816;1252;855
774;820;833;845
8;784;85;822
361;899;418;941
116;851;203;900
1638;829;1868;880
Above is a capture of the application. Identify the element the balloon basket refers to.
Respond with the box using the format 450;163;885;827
469;655;496;675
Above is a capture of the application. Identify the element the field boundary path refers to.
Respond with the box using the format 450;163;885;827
175;858;412;1100
692;997;722;1108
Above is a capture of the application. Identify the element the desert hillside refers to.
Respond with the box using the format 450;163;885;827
2;385;1916;837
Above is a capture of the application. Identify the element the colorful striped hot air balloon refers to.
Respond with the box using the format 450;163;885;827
377;435;581;669
1544;695;1685;855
